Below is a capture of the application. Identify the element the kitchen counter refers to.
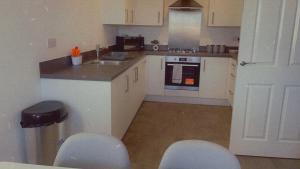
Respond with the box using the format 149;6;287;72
40;51;237;82
40;52;146;81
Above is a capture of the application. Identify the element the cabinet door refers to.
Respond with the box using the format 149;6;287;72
208;0;244;27
125;0;134;24
111;72;131;139
199;57;229;99
133;0;164;26
131;59;147;112
101;0;131;25
146;55;165;95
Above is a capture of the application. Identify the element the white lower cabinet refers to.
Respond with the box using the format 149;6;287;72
111;58;147;138
41;58;146;140
199;57;229;99
146;55;165;96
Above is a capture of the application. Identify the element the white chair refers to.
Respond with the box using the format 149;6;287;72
53;133;131;169
159;140;241;169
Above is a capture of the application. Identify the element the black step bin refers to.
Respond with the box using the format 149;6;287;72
21;101;68;166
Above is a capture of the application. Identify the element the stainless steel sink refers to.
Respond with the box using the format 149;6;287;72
85;60;127;66
102;52;134;61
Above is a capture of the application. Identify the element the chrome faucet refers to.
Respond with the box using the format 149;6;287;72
96;44;101;61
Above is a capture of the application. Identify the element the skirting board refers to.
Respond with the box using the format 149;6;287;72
144;95;231;106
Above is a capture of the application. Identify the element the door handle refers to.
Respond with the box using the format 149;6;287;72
161;58;164;70
240;61;256;66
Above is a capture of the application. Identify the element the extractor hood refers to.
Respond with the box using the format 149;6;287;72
169;0;203;9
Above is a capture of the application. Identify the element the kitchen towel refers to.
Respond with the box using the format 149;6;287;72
172;64;183;84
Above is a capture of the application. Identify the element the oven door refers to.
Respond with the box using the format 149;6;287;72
165;62;200;91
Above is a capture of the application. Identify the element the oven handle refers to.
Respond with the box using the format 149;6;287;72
167;64;199;67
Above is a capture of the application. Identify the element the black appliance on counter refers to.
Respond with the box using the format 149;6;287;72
115;36;145;51
165;56;201;91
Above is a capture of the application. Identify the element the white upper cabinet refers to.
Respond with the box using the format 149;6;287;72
133;0;164;26
101;0;129;25
199;57;229;99
101;0;164;26
208;0;244;27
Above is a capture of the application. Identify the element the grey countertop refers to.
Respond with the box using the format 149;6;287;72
145;51;238;59
40;51;238;82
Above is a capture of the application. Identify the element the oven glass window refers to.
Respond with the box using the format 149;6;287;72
165;62;200;87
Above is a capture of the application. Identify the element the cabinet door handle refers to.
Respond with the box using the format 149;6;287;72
161;58;164;70
203;59;206;72
136;67;139;82
131;10;134;24
134;67;139;83
158;11;161;24
212;12;215;25
125;75;129;93
125;9;128;23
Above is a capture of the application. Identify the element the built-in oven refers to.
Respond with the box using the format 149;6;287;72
165;56;201;91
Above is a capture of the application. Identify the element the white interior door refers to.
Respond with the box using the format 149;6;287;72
230;0;300;158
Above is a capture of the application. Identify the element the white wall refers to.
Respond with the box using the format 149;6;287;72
37;0;118;62
0;0;116;163
118;0;241;46
0;0;41;162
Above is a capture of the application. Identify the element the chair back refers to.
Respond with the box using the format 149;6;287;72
54;133;131;169
159;140;241;169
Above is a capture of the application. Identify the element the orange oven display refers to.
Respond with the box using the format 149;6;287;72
185;78;195;85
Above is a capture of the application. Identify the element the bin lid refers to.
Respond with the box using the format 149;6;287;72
20;101;68;128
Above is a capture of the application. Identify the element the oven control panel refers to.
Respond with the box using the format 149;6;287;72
165;56;201;63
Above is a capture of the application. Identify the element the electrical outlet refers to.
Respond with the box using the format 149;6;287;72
48;38;56;48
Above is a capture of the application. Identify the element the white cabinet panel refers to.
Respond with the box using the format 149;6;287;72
111;58;146;139
146;55;165;96
102;0;164;26
291;3;300;65
243;85;272;140
101;0;128;25
133;0;164;26
208;0;244;27
111;73;132;139
228;58;237;105
199;57;229;99
279;86;300;142
252;0;281;64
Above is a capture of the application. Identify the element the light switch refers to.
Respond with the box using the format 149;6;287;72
48;38;56;48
